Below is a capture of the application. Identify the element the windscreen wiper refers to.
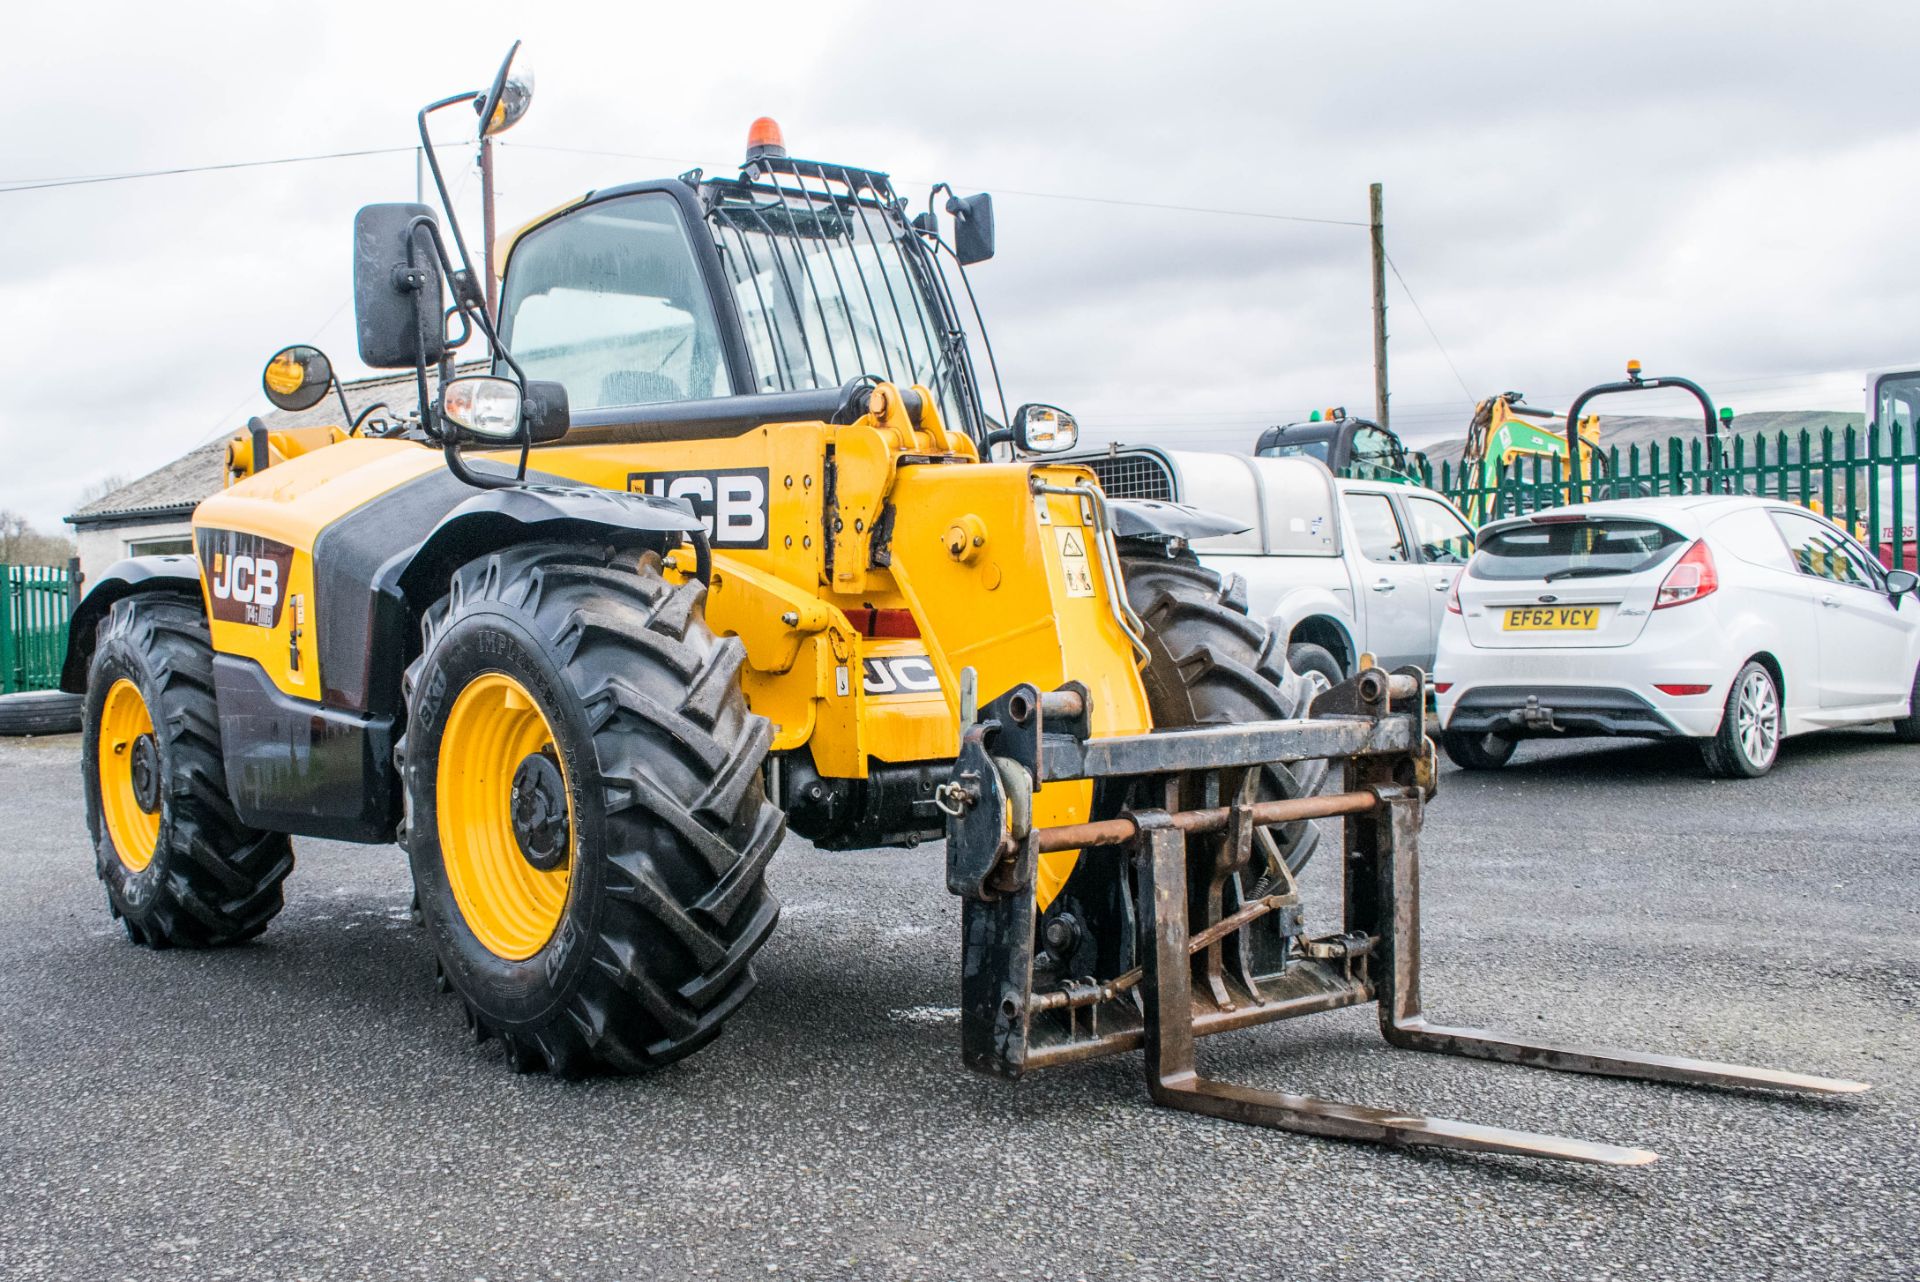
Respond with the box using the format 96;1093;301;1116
1542;565;1630;582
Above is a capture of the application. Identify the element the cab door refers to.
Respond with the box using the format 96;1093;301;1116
1342;489;1432;669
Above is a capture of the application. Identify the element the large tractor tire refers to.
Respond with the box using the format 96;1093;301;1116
0;690;84;736
81;595;294;947
1121;551;1331;877
400;545;783;1077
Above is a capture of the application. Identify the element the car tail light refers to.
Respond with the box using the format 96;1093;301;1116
1654;540;1718;609
1654;683;1712;696
1433;681;1453;693
1446;576;1462;614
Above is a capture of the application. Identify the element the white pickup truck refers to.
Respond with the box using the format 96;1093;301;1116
1078;446;1477;683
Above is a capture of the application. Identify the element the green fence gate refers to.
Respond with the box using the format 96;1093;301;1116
1422;422;1919;571
1;564;73;694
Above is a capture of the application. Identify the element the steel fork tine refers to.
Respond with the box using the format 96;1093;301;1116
1382;1019;1871;1095
1136;817;1657;1166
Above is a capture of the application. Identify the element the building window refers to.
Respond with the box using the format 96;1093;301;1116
127;536;193;557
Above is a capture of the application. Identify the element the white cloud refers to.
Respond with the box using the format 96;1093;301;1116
3;0;1914;529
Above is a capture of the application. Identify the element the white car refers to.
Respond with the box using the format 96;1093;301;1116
1434;496;1920;777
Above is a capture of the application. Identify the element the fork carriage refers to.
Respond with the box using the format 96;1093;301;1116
941;664;1868;1165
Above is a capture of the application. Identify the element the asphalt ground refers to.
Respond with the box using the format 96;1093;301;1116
0;727;1914;1282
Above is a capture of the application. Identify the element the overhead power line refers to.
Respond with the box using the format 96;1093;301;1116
1;135;1372;229
0;146;422;194
497;141;1371;228
1383;250;1474;399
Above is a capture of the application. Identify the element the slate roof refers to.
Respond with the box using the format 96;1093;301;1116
67;364;483;528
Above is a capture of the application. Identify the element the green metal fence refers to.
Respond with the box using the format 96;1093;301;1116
1420;422;1919;571
1;564;73;694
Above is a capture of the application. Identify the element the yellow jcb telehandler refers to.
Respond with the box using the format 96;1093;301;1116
63;48;1862;1164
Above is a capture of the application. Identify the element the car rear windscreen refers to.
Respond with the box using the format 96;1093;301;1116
1471;518;1685;581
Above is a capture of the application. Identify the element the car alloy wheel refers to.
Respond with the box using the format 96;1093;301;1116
1733;667;1779;770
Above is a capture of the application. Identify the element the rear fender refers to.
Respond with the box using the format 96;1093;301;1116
1268;588;1359;666
61;556;203;692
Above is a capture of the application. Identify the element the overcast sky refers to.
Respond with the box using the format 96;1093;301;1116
4;1;1916;531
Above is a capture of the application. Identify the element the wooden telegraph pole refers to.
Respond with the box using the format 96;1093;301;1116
1370;182;1389;433
480;136;499;319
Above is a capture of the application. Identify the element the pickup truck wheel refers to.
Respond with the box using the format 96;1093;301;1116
1286;642;1345;688
1441;728;1517;771
1120;552;1328;876
1892;662;1920;744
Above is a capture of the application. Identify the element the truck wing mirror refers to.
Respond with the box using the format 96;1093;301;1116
947;192;995;265
261;344;335;412
353;202;446;369
1013;403;1078;454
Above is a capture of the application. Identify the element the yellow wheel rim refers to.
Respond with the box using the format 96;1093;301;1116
98;678;161;871
436;672;573;961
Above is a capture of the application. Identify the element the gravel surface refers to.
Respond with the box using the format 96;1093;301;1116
0;728;1914;1281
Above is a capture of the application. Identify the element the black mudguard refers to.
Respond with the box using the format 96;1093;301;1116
315;470;702;715
394;481;703;601
61;556;203;693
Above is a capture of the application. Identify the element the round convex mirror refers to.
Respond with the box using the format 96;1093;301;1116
477;41;535;138
262;345;334;413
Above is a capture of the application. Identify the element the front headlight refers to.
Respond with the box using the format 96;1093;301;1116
442;376;524;440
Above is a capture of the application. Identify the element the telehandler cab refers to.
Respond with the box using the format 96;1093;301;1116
66;48;1863;1164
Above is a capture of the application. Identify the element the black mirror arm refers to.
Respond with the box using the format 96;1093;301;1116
416;94;483;297
330;377;356;434
919;225;1009;449
406;213;539;480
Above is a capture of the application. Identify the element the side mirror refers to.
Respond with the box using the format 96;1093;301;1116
261;344;335;412
1886;568;1918;602
947;192;995;266
1013;403;1079;454
476;41;535;138
353;202;446;369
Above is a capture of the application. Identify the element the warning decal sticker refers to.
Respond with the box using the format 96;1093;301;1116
1054;527;1096;598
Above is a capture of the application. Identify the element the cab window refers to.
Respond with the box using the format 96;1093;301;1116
498;193;735;411
1406;496;1474;564
1771;511;1882;590
1349;426;1407;481
1874;371;1920;436
1345;492;1410;562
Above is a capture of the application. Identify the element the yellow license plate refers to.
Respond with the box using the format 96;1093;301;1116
1503;606;1600;631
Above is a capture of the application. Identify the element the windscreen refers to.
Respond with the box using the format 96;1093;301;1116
1472;519;1685;581
1258;439;1331;463
706;182;974;434
498;193;734;410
